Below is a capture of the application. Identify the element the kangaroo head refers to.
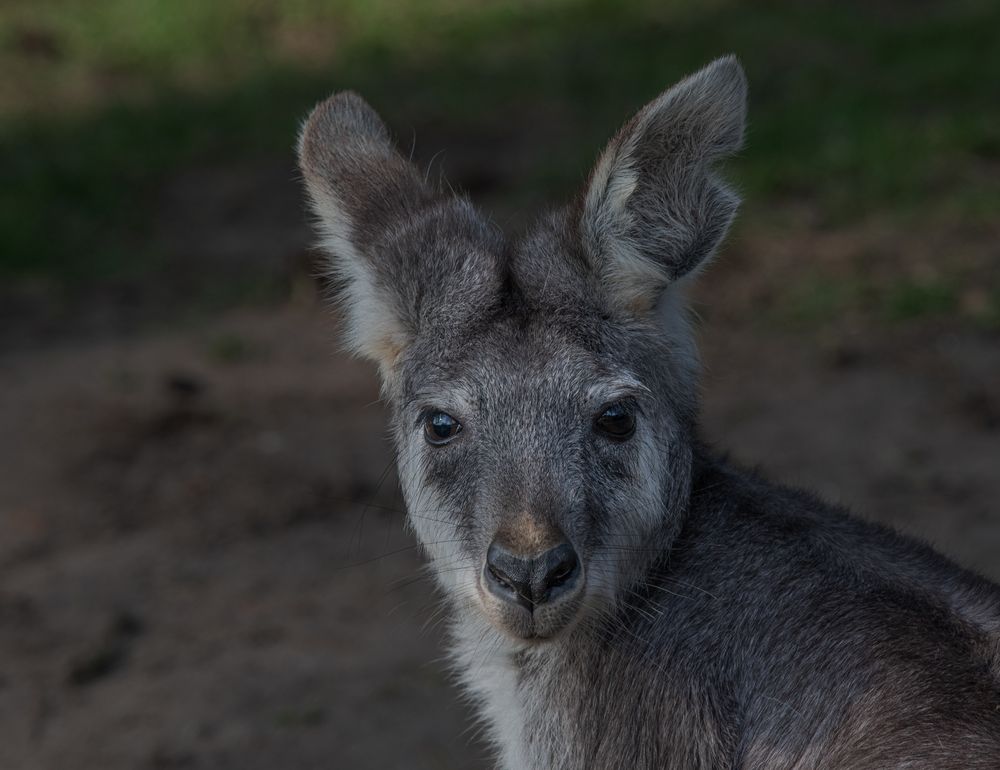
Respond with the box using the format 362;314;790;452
299;56;746;642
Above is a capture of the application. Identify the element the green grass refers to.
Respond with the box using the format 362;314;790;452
778;274;972;329
883;279;959;322
0;72;325;279
1;0;998;292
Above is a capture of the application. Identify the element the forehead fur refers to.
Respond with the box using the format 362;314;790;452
398;290;663;402
386;208;698;427
509;210;607;319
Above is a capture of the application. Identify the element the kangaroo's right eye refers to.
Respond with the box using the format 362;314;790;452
424;411;462;446
594;402;636;441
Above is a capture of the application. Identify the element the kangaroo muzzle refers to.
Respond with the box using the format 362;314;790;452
484;540;582;610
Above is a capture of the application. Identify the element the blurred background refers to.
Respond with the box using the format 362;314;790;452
0;1;998;767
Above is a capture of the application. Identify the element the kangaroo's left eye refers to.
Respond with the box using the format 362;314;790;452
424;411;462;445
594;402;636;440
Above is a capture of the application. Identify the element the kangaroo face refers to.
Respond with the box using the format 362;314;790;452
298;56;746;642
392;312;689;640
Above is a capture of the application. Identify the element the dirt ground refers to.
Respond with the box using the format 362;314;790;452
1;164;999;770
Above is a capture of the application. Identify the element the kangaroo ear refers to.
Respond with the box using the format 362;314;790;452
298;92;502;376
580;55;747;315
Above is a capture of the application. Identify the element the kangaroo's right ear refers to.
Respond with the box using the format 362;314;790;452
298;92;502;378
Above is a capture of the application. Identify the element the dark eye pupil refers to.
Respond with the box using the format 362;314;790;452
425;411;461;444
595;403;635;439
431;413;454;437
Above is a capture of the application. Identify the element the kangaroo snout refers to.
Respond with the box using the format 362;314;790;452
484;541;581;611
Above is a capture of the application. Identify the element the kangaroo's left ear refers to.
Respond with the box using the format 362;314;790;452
580;55;747;315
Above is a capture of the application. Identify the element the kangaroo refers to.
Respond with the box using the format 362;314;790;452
297;56;1000;769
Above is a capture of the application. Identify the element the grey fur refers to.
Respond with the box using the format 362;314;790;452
298;56;1000;769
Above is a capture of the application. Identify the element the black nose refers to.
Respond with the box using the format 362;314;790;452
484;541;581;610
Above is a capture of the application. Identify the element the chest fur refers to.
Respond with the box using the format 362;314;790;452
450;618;724;770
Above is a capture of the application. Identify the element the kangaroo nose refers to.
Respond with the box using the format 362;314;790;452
484;541;581;610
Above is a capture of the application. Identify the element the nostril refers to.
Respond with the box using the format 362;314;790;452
549;560;574;586
544;544;580;590
485;541;533;609
487;563;513;590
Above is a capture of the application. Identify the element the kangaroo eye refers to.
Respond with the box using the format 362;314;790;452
424;411;462;445
594;402;635;440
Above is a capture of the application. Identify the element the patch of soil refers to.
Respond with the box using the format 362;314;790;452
0;306;490;770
